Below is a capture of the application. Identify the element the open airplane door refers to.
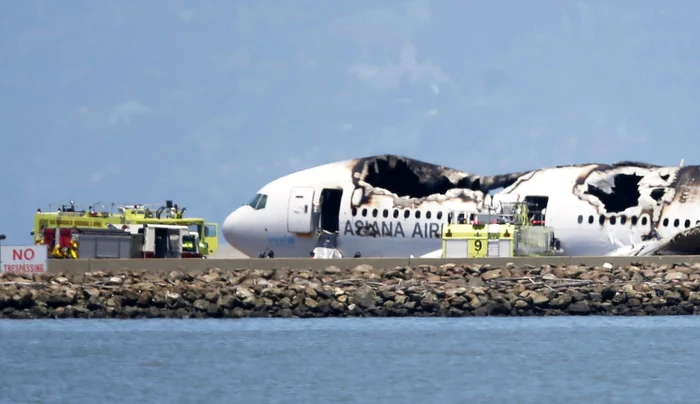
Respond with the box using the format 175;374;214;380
287;187;315;233
609;226;700;256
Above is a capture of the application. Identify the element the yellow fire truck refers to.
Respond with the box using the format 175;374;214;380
31;200;218;256
440;201;562;258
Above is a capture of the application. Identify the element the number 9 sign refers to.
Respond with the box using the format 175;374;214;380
469;238;486;257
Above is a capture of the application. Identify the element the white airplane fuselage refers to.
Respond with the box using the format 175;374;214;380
222;156;700;258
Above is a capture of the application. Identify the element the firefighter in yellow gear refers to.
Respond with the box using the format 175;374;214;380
68;240;79;259
51;244;65;258
182;238;195;252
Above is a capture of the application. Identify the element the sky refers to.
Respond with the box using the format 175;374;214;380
2;0;700;249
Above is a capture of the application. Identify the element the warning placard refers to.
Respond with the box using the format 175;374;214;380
1;245;48;273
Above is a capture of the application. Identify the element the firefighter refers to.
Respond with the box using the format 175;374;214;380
52;244;64;258
182;237;195;252
68;238;79;259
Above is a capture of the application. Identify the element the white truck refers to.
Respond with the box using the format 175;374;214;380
113;223;203;258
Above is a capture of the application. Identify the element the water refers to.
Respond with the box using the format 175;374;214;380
1;316;699;403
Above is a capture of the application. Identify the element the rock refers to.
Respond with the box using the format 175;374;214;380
168;271;187;281
107;277;123;285
352;289;376;309
665;272;689;281
54;277;70;285
689;292;700;305
420;293;438;311
468;277;485;287
304;297;318;310
564;266;586;278
549;293;572;309
200;273;219;283
530;293;549;306
351;264;373;274
664;290;682;304
83;288;101;299
567;302;591;315
514;300;529;309
304;285;318;299
233;286;256;308
481;270;502;280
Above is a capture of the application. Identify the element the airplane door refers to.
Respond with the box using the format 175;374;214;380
287;187;315;233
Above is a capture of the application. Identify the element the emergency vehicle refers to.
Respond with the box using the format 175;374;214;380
31;200;218;256
440;200;563;258
37;224;204;259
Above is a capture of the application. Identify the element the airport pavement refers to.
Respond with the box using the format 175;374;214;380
209;245;248;259
44;255;700;274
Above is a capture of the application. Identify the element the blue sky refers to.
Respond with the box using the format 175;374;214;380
2;0;699;246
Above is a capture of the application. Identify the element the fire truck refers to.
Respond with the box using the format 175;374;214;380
440;200;563;258
38;224;204;259
31;200;218;256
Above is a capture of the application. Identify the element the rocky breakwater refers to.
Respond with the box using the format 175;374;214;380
3;262;700;319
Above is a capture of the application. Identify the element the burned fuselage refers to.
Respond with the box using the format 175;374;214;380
571;162;700;237
349;154;529;209
344;155;700;245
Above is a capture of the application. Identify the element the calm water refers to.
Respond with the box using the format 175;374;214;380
1;316;699;403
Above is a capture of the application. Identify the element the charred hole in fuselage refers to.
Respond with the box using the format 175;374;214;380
584;174;642;213
650;189;665;201
361;158;475;197
356;155;518;198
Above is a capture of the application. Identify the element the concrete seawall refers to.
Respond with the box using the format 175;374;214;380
4;260;700;319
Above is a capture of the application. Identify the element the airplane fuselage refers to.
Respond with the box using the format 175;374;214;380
223;156;700;258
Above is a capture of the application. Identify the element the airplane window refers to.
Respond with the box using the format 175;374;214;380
598;215;605;225
577;215;583;224
255;194;267;210
610;216;616;225
685;219;691;228
415;210;421;219
641;216;648;226
588;215;594;224
403;210;410;219
372;208;378;217
663;218;669;227
393;209;399;218
352;207;357;216
426;211;432;219
383;209;388;218
673;218;679;227
247;194;261;208
437;211;443;220
362;208;367;217
620;215;627;225
631;216;638;225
